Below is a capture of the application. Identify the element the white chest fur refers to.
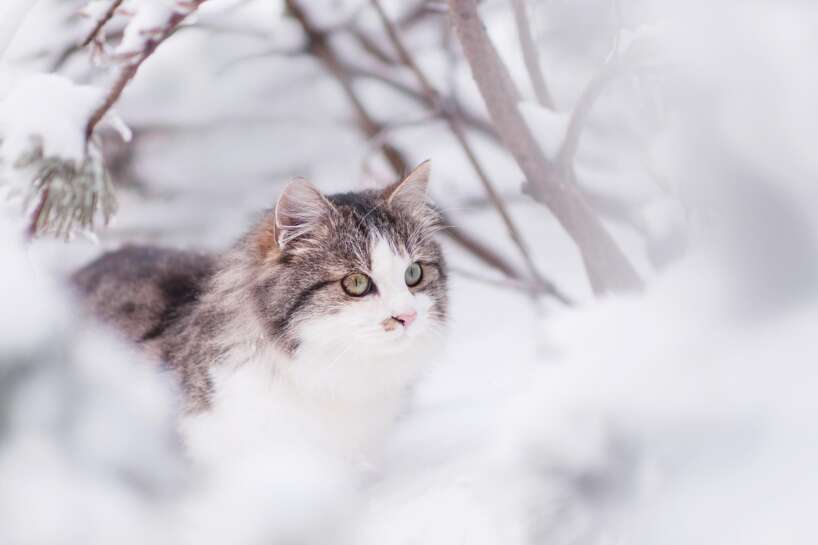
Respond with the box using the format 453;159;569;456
179;342;434;470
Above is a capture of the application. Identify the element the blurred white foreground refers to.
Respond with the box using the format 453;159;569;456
1;1;817;544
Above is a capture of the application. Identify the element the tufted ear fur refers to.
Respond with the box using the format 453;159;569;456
274;177;335;248
254;178;335;259
384;160;431;214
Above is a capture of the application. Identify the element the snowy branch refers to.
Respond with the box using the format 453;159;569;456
370;0;570;304
285;0;556;297
447;0;643;295
85;1;207;142
80;0;124;48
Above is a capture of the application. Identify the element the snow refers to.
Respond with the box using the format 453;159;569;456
0;73;104;165
0;215;184;545
116;0;183;59
2;0;818;543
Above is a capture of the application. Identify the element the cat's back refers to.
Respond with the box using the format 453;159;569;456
72;245;215;353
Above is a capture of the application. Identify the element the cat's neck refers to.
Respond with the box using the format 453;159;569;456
179;340;410;468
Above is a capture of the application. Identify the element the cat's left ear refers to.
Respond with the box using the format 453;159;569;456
385;160;431;213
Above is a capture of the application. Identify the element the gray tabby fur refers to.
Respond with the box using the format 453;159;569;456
72;178;448;413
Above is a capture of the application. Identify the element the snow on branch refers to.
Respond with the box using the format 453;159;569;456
80;0;124;49
0;0;206;239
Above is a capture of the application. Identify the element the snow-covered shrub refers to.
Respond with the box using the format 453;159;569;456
1;0;817;544
0;215;182;545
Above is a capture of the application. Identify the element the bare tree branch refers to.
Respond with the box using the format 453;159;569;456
337;60;499;140
84;1;206;142
509;0;554;109
369;0;571;304
81;0;124;47
286;0;543;295
349;28;400;65
447;0;643;295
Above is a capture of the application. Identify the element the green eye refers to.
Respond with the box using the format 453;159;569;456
342;273;372;296
405;262;423;287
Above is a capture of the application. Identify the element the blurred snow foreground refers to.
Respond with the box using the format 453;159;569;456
1;0;818;544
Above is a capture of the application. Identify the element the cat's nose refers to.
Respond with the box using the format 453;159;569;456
392;310;417;328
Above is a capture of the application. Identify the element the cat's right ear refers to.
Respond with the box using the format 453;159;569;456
274;178;335;248
255;178;334;258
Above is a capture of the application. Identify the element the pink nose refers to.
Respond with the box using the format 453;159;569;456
393;310;417;328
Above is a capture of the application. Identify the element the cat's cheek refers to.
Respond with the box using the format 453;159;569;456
403;292;436;339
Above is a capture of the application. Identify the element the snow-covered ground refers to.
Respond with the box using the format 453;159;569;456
2;0;818;544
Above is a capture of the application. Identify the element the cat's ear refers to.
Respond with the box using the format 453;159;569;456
385;160;431;213
273;177;335;248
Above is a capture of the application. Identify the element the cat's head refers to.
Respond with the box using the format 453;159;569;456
249;161;447;385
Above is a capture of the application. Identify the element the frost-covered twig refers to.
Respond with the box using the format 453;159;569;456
81;0;124;48
370;0;571;304
447;0;643;295
13;1;206;238
85;1;206;142
509;0;554;109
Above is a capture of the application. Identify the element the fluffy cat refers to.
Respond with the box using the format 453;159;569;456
72;161;448;464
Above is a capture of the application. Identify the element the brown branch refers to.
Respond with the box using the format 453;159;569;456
27;188;49;239
285;0;535;293
336;60;498;140
349;29;399;65
509;0;554;109
84;1;206;142
447;0;642;295
81;0;124;47
448;265;552;295
369;0;570;304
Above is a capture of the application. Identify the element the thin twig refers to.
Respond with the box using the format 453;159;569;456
337;60;498;140
509;0;554;109
217;45;306;74
349;28;399;65
84;1;206;142
81;0;124;47
449;266;553;296
370;0;570;303
448;0;643;295
27;188;49;238
285;0;530;289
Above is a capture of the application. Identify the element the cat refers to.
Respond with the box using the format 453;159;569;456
72;161;448;465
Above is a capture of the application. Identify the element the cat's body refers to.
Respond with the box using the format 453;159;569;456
72;163;447;464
